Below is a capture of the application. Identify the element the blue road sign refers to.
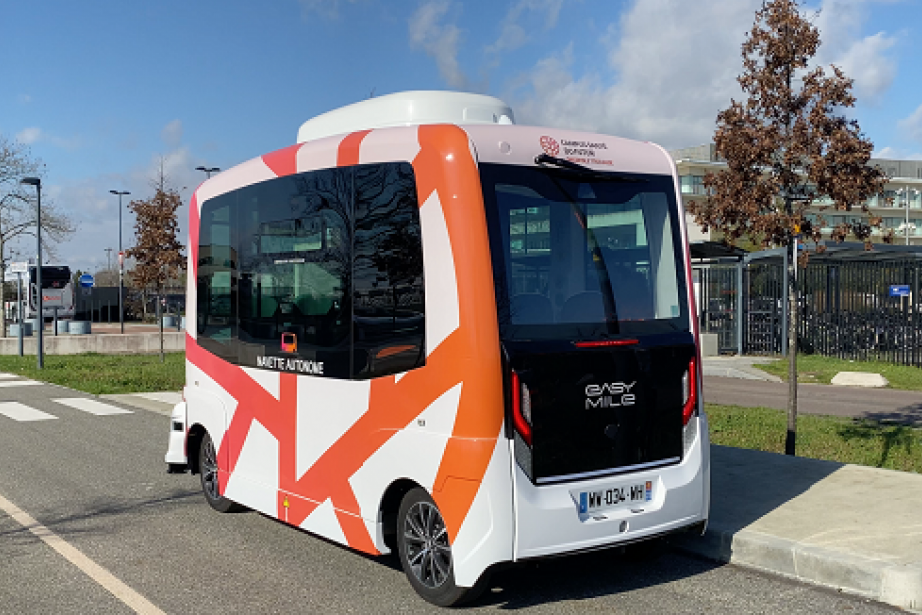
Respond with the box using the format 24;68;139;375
889;284;910;298
79;273;95;288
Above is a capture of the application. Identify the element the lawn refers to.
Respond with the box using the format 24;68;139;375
754;354;922;391
0;352;185;395
707;403;922;474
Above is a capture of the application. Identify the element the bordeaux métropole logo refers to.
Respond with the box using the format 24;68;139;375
540;135;560;157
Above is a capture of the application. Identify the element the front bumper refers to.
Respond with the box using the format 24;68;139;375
164;401;188;469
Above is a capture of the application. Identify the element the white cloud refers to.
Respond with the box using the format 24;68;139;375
161;120;183;149
511;0;758;149
872;146;922;161
508;0;898;150
486;0;564;55
813;0;897;104
16;127;42;145
14;126;81;150
897;103;922;145
408;1;469;89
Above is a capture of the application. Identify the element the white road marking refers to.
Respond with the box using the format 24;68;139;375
0;380;43;387
0;491;166;615
52;398;133;416
0;372;23;379
0;402;57;422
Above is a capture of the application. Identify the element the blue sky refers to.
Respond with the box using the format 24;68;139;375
2;0;920;274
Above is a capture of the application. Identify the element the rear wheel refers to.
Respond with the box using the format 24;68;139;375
397;487;481;607
199;432;243;513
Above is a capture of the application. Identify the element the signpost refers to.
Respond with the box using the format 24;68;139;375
890;284;912;314
10;262;27;357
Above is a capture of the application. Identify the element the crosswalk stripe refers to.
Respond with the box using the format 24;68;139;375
0;402;58;422
0;380;43;388
52;398;132;416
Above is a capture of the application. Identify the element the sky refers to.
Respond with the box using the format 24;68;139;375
1;0;921;275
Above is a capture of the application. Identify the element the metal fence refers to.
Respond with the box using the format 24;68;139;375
695;265;740;354
695;255;922;366
798;259;921;366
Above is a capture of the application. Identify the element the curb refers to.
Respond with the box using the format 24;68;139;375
99;393;176;416
675;522;922;613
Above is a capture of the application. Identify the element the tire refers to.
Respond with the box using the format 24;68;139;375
199;432;244;513
397;487;482;607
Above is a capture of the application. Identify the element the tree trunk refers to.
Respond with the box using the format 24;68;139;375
785;233;798;456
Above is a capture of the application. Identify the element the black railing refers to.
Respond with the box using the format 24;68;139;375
696;257;922;366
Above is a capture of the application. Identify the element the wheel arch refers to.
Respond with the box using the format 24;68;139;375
187;423;207;475
379;478;424;554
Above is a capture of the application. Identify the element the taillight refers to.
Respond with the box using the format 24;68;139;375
511;370;533;446
682;357;697;426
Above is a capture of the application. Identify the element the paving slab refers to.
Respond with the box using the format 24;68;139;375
677;445;922;613
831;371;890;388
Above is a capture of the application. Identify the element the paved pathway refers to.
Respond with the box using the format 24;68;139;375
704;376;922;425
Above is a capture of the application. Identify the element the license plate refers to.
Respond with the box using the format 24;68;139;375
578;480;653;514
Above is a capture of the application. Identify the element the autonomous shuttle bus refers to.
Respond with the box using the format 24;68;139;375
166;91;709;606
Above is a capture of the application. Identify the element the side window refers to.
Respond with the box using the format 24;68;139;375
352;162;425;379
236;169;353;379
197;200;238;363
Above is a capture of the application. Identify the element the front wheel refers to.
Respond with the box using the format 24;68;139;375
397;487;481;607
199;432;244;513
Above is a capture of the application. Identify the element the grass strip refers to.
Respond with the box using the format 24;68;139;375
754;354;922;390
0;353;185;395
707;403;922;474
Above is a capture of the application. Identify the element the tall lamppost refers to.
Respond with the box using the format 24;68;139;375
20;177;43;369
104;247;113;273
110;189;130;333
195;165;220;179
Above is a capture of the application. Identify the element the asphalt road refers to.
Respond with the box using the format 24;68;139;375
0;376;902;614
704;375;922;425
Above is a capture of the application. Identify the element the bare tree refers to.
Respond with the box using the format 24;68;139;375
0;135;77;335
126;160;185;322
688;0;888;456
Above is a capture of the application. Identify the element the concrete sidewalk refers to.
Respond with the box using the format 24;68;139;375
112;391;922;612
676;445;922;613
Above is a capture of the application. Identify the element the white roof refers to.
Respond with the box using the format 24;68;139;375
296;90;514;143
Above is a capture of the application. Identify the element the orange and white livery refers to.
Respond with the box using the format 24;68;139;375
166;91;709;606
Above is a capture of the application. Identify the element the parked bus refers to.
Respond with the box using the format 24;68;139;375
166;91;709;606
25;265;75;320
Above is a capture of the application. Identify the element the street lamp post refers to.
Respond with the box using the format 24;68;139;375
195;166;220;179
105;247;113;273
110;190;130;333
20;177;43;369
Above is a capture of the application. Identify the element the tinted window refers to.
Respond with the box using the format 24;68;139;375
236;169;352;379
197;202;238;362
480;163;689;339
352;163;425;379
196;162;424;380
